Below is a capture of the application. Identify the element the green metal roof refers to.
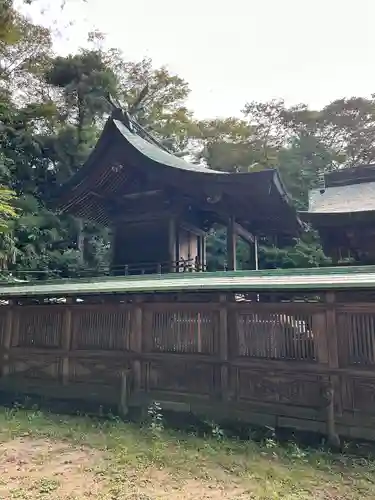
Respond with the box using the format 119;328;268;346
1;266;375;297
114;120;223;174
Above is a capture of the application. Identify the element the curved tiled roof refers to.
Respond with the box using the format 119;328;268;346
55;111;301;235
113;120;222;174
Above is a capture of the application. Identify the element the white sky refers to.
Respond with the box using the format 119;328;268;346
22;0;374;119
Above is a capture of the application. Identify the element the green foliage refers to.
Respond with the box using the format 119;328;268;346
0;1;20;45
0;186;17;229
147;401;164;434
259;233;332;269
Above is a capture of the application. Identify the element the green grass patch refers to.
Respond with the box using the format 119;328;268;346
0;406;374;499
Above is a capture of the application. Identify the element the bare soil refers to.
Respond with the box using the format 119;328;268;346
0;437;249;499
0;437;105;498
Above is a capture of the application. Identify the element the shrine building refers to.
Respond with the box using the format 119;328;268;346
56;104;302;274
302;165;375;265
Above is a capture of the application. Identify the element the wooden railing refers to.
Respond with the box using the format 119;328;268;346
1;290;375;442
1;258;208;282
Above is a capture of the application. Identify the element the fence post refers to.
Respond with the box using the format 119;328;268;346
2;301;13;377
219;294;229;399
61;297;73;385
325;291;340;447
312;311;329;365
11;305;19;348
131;296;143;394
62;297;73;385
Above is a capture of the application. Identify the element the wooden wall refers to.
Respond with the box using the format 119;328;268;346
2;290;375;441
113;220;170;273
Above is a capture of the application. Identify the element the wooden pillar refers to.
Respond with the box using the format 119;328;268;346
227;216;237;271
187;230;192;270
62;297;73;385
175;225;180;271
197;235;202;271
168;217;177;272
197;235;206;271
254;235;259;270
202;235;207;271
2;301;13;377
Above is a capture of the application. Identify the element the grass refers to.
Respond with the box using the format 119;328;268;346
0;406;375;499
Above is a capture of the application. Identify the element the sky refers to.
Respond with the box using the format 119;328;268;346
22;0;374;119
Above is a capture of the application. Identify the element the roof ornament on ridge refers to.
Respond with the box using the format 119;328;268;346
105;86;173;154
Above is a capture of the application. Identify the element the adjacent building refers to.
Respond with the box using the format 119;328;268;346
302;165;375;264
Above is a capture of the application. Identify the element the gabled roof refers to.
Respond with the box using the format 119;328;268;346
325;164;375;188
56;108;302;236
308;182;375;214
300;165;375;228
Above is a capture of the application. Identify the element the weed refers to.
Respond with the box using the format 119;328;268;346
204;419;226;440
147;401;164;434
36;478;60;494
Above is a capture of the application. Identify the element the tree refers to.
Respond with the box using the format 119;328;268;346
44;50;117;166
0;1;20;45
282;98;375;168
194;118;255;171
194;100;333;268
0;10;52;97
0;186;16;230
0;18;200;279
104;51;197;152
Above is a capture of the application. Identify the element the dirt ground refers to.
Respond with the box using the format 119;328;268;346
0;438;104;499
0;437;248;499
1;409;374;500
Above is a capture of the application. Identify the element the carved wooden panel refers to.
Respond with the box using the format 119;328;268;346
70;357;130;386
236;311;315;361
337;312;375;366
72;308;132;350
148;360;216;395
342;376;375;413
8;353;61;380
17;308;63;348
151;310;218;354
237;368;323;407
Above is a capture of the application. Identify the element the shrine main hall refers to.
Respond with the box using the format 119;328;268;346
56;105;302;274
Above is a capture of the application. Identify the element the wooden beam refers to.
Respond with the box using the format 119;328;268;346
234;222;255;244
115;210;177;224
120;189;162;200
179;221;206;237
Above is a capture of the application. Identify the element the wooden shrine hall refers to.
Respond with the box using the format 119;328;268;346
56;104;301;274
302;165;375;265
